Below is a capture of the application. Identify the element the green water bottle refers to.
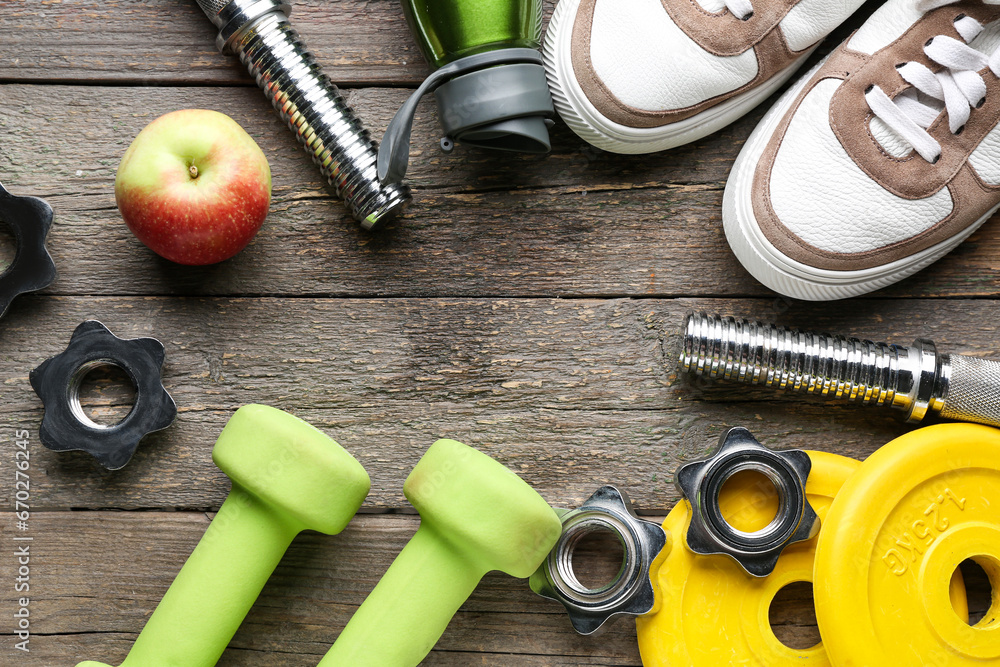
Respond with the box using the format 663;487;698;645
378;0;554;182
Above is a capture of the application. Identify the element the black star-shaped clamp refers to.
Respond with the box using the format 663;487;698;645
30;321;176;470
530;485;669;635
675;427;818;577
0;183;56;320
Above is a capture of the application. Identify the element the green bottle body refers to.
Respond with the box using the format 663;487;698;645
401;0;544;68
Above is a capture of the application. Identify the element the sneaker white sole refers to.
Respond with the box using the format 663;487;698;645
542;0;817;154
723;62;996;301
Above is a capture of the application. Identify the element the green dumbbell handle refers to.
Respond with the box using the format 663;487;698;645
319;524;483;666
78;486;299;667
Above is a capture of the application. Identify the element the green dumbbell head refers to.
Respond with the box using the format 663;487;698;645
214;404;371;534
320;438;561;667
77;404;370;667
405;438;561;577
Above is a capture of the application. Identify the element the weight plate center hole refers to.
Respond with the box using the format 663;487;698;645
71;361;138;428
719;469;781;534
769;581;821;650
568;525;626;592
0;219;16;275
954;557;1000;628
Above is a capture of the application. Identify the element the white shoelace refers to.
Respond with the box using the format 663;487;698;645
725;0;753;20
865;0;1000;163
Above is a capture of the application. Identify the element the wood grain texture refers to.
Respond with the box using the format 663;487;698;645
2;0;997;664
2;82;999;299
0;0;884;87
2;295;998;511
0;0;432;86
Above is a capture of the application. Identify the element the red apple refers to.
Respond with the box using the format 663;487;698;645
115;109;271;265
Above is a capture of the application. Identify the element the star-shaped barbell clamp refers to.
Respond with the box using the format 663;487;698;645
676;426;818;577
0;182;56;320
30;321;176;470
530;485;669;635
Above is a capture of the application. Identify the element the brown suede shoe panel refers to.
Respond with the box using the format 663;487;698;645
751;7;1000;272
830;2;1000;200
661;0;800;57
571;0;801;128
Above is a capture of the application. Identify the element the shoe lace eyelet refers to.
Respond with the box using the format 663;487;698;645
931;154;941;164
739;10;754;20
955;125;966;135
977;96;986;108
954;13;966;21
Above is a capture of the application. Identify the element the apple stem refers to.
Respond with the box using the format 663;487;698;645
189;164;199;179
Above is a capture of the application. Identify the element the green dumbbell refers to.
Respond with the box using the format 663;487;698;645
78;404;370;667
320;438;561;667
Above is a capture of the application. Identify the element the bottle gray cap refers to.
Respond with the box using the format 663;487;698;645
378;48;554;183
433;62;553;154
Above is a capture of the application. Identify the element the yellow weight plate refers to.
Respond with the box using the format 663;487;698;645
815;423;999;666
637;451;859;666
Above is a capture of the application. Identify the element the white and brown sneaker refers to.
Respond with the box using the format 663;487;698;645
542;0;867;153
725;0;1000;300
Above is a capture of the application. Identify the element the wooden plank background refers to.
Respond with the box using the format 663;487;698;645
0;0;996;664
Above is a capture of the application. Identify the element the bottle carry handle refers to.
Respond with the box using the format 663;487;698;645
378;48;545;183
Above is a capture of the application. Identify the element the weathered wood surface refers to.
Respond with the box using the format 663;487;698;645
4;296;999;511
3;82;999;299
1;0;434;86
0;0;884;87
2;0;997;663
0;511;828;666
